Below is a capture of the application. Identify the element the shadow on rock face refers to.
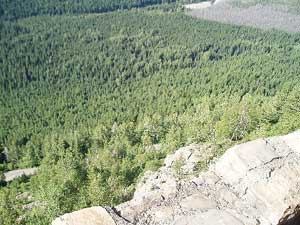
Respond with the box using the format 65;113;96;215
278;205;300;225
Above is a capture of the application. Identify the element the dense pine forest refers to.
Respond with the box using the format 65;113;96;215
0;0;205;20
1;1;300;224
0;0;166;19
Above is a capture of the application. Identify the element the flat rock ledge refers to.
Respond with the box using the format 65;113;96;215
52;131;300;225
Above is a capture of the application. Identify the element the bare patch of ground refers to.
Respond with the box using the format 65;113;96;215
186;0;300;32
4;168;37;182
184;1;213;10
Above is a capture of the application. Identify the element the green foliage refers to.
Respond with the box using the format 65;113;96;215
31;147;87;214
173;156;185;178
194;159;209;172
0;0;200;20
215;97;258;141
0;179;33;225
0;171;6;187
0;189;18;225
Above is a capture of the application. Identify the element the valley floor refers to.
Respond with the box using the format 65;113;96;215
186;1;300;32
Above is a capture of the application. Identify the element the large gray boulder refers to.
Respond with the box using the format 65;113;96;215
52;207;118;225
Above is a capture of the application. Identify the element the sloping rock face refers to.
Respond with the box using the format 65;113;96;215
52;131;300;225
115;144;215;223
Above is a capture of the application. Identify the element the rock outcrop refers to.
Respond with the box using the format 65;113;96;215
52;131;300;225
4;168;37;182
52;207;118;225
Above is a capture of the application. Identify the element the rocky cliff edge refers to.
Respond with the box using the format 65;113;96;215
52;131;300;225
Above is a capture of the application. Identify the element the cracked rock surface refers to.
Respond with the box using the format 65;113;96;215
52;131;300;225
